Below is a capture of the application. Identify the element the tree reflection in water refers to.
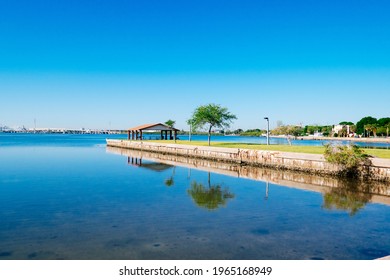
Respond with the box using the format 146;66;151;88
322;180;373;216
187;172;235;210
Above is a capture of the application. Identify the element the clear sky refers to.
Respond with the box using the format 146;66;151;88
1;0;389;130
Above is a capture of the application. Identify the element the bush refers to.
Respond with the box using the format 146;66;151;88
324;143;371;176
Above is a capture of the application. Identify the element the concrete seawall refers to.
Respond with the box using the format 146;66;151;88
106;139;390;182
107;146;390;205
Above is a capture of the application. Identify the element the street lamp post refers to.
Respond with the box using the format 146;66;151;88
189;123;192;142
264;117;270;145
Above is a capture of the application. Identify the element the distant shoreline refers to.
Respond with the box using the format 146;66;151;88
279;135;390;143
1;131;389;143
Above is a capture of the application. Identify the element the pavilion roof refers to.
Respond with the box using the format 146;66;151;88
128;123;179;131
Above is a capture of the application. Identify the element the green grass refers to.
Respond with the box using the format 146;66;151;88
142;140;390;159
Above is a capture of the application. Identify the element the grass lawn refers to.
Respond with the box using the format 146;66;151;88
144;140;390;159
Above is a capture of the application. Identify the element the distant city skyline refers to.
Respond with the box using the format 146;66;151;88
1;0;389;130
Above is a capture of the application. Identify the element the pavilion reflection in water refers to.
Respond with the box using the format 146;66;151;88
127;156;173;172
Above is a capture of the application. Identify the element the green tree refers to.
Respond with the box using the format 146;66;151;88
338;127;348;137
356;116;377;135
287;126;304;137
273;125;303;137
304;125;319;135
378;118;390;125
339;121;354;125
364;124;377;137
378;118;390;137
320;126;333;137
165;119;176;128
188;104;237;146
234;128;244;134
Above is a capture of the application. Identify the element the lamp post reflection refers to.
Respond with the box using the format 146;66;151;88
265;181;269;201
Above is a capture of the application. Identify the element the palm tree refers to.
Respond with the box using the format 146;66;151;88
165;119;176;128
364;124;375;137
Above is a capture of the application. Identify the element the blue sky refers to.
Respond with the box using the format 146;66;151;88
1;0;389;130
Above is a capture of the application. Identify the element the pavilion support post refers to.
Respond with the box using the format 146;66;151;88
127;131;130;140
165;131;168;140
140;130;143;141
170;130;172;140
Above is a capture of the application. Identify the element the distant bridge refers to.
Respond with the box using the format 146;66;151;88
0;128;125;134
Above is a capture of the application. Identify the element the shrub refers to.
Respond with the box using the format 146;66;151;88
324;143;371;176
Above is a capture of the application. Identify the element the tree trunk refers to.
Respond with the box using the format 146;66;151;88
208;126;212;146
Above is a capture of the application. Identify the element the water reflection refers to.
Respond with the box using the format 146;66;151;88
322;180;373;216
107;146;390;213
164;167;176;187
187;172;235;210
127;156;173;172
1;143;390;260
265;181;269;200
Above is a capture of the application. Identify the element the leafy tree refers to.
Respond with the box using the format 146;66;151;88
339;121;354;125
273;125;303;137
378;118;390;137
287;126;304;137
165;119;176;128
321;126;332;137
241;128;263;136
234;128;244;134
304;125;320;135
377;126;388;137
188;104;237;146
338;127;348;137
356;116;377;135
378;117;390;127
349;125;357;134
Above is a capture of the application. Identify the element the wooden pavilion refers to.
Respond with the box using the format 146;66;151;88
127;123;180;140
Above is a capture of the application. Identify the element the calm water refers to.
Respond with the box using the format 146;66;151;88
184;135;390;149
1;133;389;148
1;134;390;260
